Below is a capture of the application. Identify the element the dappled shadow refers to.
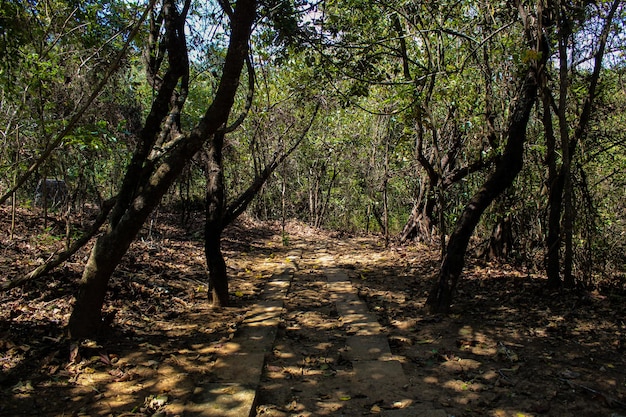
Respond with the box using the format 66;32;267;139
354;256;626;416
0;207;292;416
256;233;626;417
2;206;625;416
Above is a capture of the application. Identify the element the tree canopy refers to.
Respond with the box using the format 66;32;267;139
1;0;625;334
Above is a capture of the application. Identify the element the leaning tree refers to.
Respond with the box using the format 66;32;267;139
425;1;547;312
68;0;257;339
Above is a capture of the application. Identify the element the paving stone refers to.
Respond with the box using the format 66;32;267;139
185;382;257;417
189;270;292;417
212;352;267;384
345;334;392;360
191;263;427;417
352;359;408;387
381;408;448;417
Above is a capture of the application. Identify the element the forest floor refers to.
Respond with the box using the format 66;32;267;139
1;205;626;417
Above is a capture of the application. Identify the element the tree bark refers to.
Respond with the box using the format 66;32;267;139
68;0;257;339
205;132;229;307
484;215;513;260
426;64;539;313
542;0;619;289
400;186;436;243
203;103;318;304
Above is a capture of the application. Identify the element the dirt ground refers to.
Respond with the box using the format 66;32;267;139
1;205;625;416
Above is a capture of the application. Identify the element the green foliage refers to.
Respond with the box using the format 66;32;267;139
1;0;625;286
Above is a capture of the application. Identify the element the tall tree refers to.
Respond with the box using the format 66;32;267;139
68;0;257;339
542;0;621;289
425;2;546;312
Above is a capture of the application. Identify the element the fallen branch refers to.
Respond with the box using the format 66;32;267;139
1;198;116;291
559;378;626;410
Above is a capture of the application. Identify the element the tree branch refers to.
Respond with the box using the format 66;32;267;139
0;0;157;206
2;197;117;291
222;102;320;227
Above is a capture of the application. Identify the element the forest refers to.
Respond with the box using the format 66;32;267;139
1;0;625;416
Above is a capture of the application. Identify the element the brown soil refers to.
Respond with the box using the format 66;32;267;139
1;205;625;416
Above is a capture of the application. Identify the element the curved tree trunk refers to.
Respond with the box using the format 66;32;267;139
68;213;148;337
68;0;257;339
426;65;539;313
203;103;319;305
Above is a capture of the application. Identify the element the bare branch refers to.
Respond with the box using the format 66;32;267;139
1;197;116;291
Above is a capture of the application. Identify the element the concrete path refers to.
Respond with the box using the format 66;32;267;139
186;255;448;416
326;268;410;402
184;269;293;417
326;268;448;417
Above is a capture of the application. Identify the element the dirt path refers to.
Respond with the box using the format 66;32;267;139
1;210;625;417
251;234;626;417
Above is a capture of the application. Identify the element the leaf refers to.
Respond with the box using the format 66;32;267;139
235;291;244;297
99;352;111;366
12;380;34;393
339;395;351;401
69;343;80;364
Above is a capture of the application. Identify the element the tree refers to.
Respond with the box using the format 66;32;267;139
425;2;546;312
0;0;143;206
68;0;257;339
541;0;621;289
203;101;319;305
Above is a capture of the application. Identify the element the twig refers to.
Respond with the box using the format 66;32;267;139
559;378;626;409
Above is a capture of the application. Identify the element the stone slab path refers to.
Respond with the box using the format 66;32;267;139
184;269;293;416
189;246;448;416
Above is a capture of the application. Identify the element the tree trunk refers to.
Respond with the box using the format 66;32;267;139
541;65;562;288
546;172;564;288
400;193;436;243
205;132;229;307
203;101;318;305
484;215;513;260
205;228;228;306
543;0;618;289
68;220;141;337
426;65;538;313
382;133;390;246
67;0;257;339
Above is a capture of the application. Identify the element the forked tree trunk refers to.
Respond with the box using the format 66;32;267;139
68;0;256;339
425;65;539;313
203;103;319;306
400;191;436;243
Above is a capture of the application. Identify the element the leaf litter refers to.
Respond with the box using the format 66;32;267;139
1;205;625;416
